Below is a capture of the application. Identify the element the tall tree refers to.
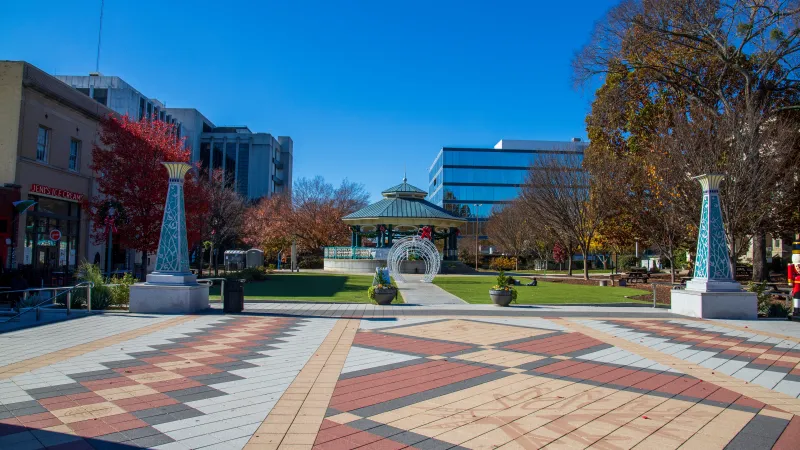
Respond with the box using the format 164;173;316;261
88;115;208;277
242;194;293;262
291;177;369;254
485;201;531;271
576;0;800;280
520;154;613;280
198;170;247;274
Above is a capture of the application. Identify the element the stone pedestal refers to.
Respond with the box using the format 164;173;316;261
129;162;210;314
130;283;209;314
670;174;756;319
670;289;757;319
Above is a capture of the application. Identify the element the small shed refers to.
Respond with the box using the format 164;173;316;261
246;249;264;268
224;250;247;271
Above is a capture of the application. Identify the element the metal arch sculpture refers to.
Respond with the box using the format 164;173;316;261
387;236;442;283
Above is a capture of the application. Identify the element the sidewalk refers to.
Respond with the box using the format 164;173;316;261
395;275;466;305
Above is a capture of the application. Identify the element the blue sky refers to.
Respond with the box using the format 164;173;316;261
0;0;616;201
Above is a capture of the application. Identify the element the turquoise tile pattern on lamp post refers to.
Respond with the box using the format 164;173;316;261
154;162;192;274
692;174;733;281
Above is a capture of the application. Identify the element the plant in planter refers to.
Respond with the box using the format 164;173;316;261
489;270;518;307
368;269;397;305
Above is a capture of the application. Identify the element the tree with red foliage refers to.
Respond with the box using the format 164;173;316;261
88;115;208;277
552;242;567;271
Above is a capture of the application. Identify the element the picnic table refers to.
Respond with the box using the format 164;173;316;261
623;269;650;284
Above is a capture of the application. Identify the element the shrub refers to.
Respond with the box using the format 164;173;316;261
748;281;773;316
109;272;136;306
71;262;112;310
266;264;276;274
620;255;639;270
490;256;517;271
299;256;323;269
225;266;268;282
491;270;518;301
767;301;791;318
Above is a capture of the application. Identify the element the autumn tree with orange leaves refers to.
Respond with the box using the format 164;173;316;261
88;115;209;278
242;177;369;262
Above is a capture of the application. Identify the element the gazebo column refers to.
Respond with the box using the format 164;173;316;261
443;230;449;258
450;227;458;261
387;225;393;246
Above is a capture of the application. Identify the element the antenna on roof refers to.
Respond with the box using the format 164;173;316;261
403;164;407;183
95;0;104;73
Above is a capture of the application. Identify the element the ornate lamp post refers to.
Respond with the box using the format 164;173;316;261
671;174;756;318
147;162;196;285
129;162;209;313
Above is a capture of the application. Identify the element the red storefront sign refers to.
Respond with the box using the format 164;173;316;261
30;184;84;202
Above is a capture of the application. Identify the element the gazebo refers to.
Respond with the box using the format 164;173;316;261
323;177;466;273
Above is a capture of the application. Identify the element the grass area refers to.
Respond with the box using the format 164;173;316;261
208;272;403;303
433;276;650;305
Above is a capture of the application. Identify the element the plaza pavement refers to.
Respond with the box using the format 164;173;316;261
1;305;800;449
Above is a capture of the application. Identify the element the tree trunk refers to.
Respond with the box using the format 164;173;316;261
582;251;589;280
197;246;204;278
140;251;147;281
752;230;767;282
567;248;573;276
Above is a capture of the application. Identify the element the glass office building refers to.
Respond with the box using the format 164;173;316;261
427;139;588;239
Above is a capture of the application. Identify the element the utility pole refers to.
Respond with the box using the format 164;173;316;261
474;203;482;270
96;0;105;73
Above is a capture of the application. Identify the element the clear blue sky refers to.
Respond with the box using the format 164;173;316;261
1;0;616;201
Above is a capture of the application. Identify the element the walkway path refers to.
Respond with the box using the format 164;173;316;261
395;275;467;305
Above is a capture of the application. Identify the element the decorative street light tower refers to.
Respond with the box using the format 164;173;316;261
670;174;756;318
129;162;209;313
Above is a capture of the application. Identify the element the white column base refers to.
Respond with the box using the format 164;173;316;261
129;283;209;314
670;289;757;319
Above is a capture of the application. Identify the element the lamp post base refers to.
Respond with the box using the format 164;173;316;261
670;289;757;319
129;283;209;314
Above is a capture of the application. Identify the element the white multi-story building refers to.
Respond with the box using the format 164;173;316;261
54;75;292;201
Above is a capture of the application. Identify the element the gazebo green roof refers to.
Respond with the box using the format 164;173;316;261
342;177;466;228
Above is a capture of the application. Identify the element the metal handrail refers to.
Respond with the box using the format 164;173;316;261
198;278;227;301
1;282;94;323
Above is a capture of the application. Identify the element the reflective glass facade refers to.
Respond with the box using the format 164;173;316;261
428;143;587;222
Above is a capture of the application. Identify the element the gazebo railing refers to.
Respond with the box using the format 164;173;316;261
324;247;376;260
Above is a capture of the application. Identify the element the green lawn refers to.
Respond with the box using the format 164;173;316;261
433;276;649;305
208;272;403;303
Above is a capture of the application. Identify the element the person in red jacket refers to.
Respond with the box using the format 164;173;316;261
788;253;800;313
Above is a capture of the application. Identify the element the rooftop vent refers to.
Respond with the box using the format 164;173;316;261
571;137;582;142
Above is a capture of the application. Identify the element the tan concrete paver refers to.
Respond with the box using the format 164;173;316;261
245;319;358;450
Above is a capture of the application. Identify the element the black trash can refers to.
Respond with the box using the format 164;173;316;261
223;279;245;313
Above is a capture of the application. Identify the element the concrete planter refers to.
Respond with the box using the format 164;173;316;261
372;288;397;305
489;289;513;307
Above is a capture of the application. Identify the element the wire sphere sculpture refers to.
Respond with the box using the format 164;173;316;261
387;236;442;283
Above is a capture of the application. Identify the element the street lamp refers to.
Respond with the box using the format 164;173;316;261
474;203;482;270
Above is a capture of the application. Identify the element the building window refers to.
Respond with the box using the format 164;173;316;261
36;126;50;162
92;88;108;106
69;139;81;171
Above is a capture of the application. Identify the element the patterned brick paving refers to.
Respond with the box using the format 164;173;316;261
3;314;800;449
314;318;800;449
